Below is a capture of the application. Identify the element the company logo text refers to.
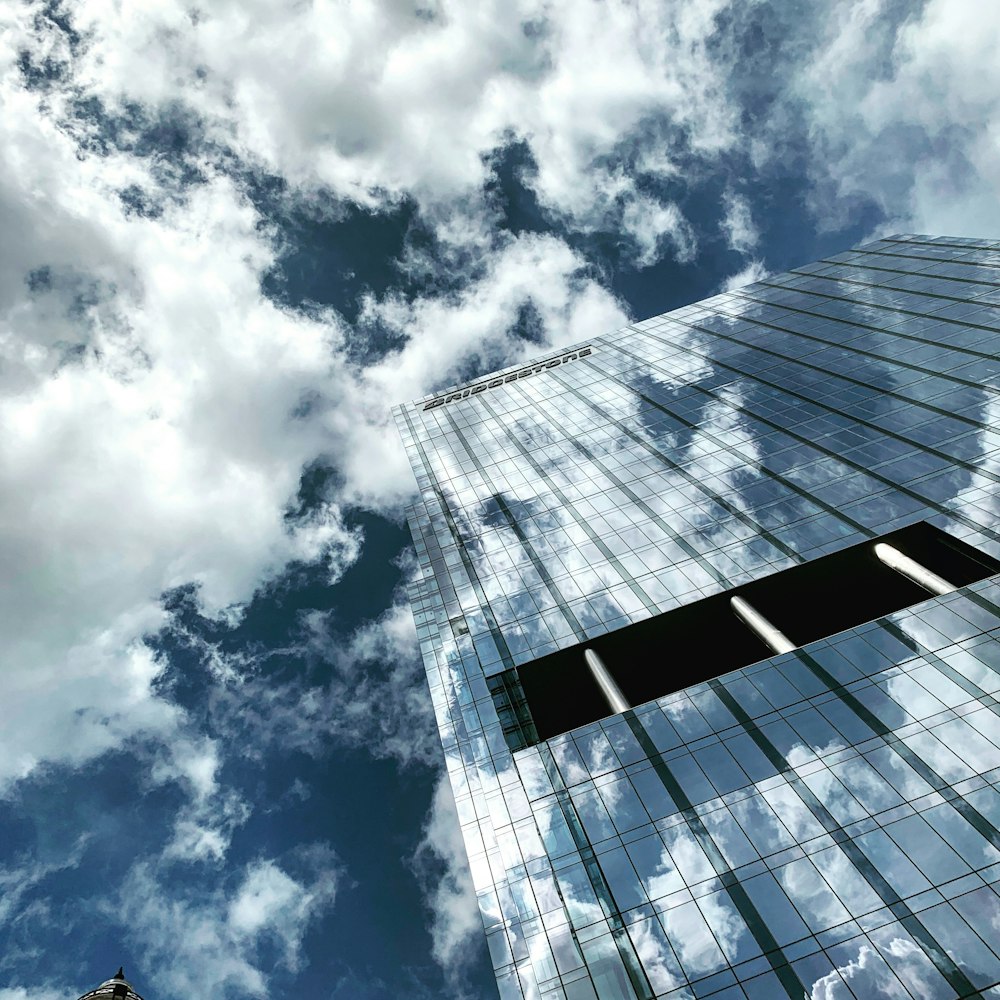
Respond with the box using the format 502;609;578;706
422;347;593;410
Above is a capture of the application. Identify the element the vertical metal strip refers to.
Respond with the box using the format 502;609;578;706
622;712;808;1000
705;677;982;998
400;407;516;670
537;745;655;1000
794;646;1000;853
507;385;729;587
474;397;661;619
544;376;803;563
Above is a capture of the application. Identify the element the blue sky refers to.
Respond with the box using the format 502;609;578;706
0;1;997;997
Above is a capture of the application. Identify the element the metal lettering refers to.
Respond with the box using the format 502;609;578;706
419;346;593;411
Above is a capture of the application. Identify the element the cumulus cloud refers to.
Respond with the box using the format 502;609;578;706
47;0;736;238
0;1;632;801
0;11;366;789
787;0;1000;235
0;174;359;788
622;194;696;268
13;0;991;802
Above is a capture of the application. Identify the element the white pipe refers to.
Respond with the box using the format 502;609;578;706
730;596;796;655
584;648;629;715
874;542;956;597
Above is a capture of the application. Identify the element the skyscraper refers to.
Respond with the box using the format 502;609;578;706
395;235;1000;999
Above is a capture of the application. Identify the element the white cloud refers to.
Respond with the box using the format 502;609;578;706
4;0;1000;988
0;0;656;794
341;597;420;666
810;942;909;999
622;194;696;268
0;219;359;784
720;259;769;292
227;861;316;947
0;834;89;925
721;191;759;253
117;848;339;998
161;585;441;770
411;773;482;976
0;989;73;1000
791;0;1000;235
0;16;366;788
50;0;736;233
20;0;984;805
149;738;252;863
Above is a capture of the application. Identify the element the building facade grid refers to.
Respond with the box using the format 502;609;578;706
395;235;1000;1000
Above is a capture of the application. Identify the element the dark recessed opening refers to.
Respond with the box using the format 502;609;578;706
512;522;1000;744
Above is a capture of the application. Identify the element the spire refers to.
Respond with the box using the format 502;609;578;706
114;970;125;981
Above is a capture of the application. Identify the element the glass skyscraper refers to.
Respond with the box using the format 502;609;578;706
395;235;1000;1000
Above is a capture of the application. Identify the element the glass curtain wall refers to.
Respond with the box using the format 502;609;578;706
395;235;1000;1000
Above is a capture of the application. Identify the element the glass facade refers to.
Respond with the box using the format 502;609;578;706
394;235;1000;1000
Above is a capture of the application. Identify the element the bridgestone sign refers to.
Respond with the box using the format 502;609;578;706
422;346;593;410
